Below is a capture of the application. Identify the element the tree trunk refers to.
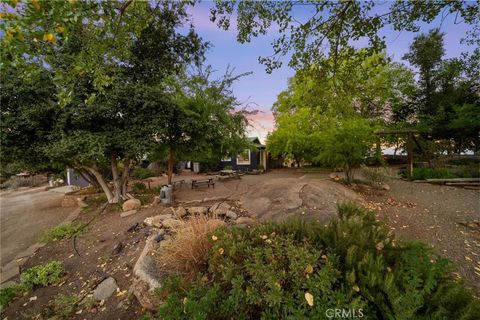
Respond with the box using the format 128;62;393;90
76;168;100;188
167;147;174;185
82;164;114;203
111;156;121;203
121;158;131;197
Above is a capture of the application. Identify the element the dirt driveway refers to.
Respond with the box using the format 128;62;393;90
173;169;362;223
0;187;74;268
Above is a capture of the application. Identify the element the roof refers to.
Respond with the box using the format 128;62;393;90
248;137;265;149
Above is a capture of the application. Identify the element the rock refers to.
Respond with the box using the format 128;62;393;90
120;210;137;218
112;242;124;255
209;202;230;216
144;214;172;228
187;206;208;215
131;233;163;310
173;207;187;218
161;218;184;229
152;196;160;205
225;210;238;220
123;199;141;212
381;183;390;191
235;216;256;226
93;277;118;301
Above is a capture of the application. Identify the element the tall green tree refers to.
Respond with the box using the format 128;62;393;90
152;69;250;184
403;29;445;116
1;2;207;203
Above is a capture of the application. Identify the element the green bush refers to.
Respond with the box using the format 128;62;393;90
39;223;85;243
156;203;479;320
131;167;154;180
1;261;65;311
410;166;479;180
132;182;148;193
0;283;27;311
315;118;377;183
20;261;64;289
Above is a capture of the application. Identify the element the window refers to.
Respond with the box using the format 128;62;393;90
237;149;251;165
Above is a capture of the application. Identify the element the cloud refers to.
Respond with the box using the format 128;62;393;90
246;111;275;143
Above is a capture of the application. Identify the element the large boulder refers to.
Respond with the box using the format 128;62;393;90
131;234;163;310
123;198;141;211
93;277;118;301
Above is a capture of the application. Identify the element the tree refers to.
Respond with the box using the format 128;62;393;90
210;1;479;72
403;29;445;116
401;30;479;154
316;118;377;183
266;109;321;166
1;2;207;203
151;69;250;184
1;1;204;106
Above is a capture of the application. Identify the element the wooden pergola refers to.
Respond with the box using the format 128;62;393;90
374;129;432;178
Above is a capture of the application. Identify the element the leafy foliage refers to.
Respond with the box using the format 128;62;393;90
156;204;479;319
131;168;155;180
411;167;479;180
39;224;86;244
315;118;377;182
19;261;64;289
210;1;479;72
1;261;65;311
0;283;27;312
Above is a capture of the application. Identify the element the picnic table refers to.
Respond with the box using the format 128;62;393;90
219;170;242;179
191;178;215;189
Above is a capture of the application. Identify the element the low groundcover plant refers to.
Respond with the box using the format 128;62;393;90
155;203;479;320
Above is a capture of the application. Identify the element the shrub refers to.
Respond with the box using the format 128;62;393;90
0;283;27;311
156;203;479;320
84;194;107;206
412;167;457;180
20;261;64;289
316;118;377;183
132;182;148;193
1;261;65;311
39;223;85;243
155;216;225;282
360;165;388;185
41;294;77;319
131;167;154;180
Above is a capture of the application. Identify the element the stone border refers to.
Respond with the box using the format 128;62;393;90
0;208;81;287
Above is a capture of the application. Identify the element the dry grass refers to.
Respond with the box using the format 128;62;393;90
156;215;225;281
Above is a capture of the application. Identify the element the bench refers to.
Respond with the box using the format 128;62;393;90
191;178;215;189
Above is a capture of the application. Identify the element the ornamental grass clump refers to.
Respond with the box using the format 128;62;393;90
156;216;225;282
155;203;479;320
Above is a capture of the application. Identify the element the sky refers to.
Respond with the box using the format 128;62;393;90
186;2;477;143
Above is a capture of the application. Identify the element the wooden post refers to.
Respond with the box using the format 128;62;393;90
406;132;413;179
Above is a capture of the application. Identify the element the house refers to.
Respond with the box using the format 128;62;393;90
218;137;268;172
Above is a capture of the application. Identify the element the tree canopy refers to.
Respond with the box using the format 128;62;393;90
1;1;249;202
210;0;479;72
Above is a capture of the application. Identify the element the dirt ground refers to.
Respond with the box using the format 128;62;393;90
2;168;479;319
356;176;480;293
0;186;75;268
